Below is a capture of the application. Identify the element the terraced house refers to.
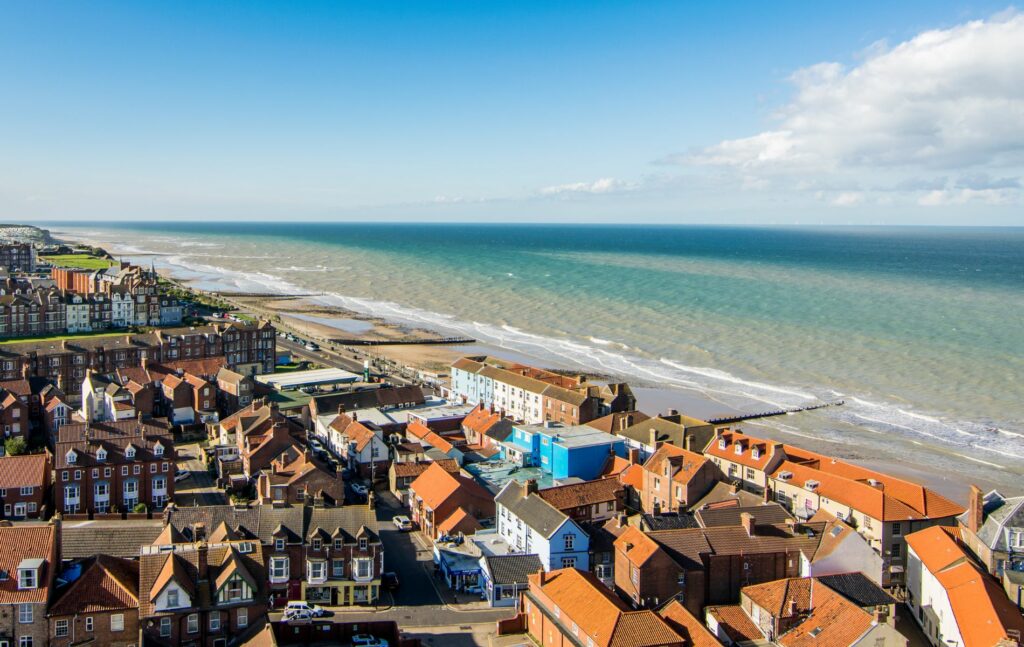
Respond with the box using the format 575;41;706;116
48;555;140;647
0;521;59;647
0;453;51;520
449;356;633;425
55;418;176;514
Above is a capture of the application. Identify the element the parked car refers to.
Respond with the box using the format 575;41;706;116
382;572;400;590
352;635;389;647
284;609;312;623
305;341;320;351
392;515;413;531
351;483;369;496
174;469;190;483
284;601;326;618
308;439;325;453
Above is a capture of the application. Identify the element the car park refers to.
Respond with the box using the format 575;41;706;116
392;515;413;531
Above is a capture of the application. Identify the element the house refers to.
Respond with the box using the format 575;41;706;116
216;368;255;414
535;478;624;524
459;404;513;457
55;418;176;513
408;462;495;541
0;521;59;647
905;525;1024;647
595;409;719;462
302;506;383;606
499;421;626;481
656;599;722;647
323;414;390;478
521;568;685;647
495;479;589;571
479;553;543;607
184;373;220;424
388;458;460;505
639;443;720;514
765;446;965;587
0;452;51;519
255;450;344;506
958;484;1024;606
163;502;382;607
48;554;140;647
139;539;267;647
614;513;837;615
449;356;628;425
42;385;73;437
706;576;903;646
0;385;29;441
703;428;794;494
161;373;196;425
802;509;886;585
81;370;136;423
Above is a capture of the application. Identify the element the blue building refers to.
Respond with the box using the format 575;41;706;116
499;421;626;481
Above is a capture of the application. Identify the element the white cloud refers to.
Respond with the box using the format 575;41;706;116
673;12;1024;208
832;191;864;206
539;177;637;196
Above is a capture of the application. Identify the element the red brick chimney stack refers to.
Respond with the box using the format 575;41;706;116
968;484;984;533
740;512;756;537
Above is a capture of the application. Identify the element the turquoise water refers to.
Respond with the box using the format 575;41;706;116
49;222;1024;487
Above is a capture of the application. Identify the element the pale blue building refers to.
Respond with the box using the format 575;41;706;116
499;421;626;481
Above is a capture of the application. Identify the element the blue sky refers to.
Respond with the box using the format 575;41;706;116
2;1;1022;224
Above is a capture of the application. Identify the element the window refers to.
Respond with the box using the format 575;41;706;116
275;538;285;551
891;543;902;558
312;538;321;550
154;443;164;457
735;443;743;455
85;617;93;632
226;578;244;601
18;603;32;624
187;613;199;634
125;447;135;459
167;589;179;607
19;487;32;496
55;620;69;637
104;467;111;478
18;638;32;647
359;538;368;550
122;466;128;476
18;568;37;589
308;561;326;581
210;614;221;631
111;613;124;632
160;617;171;637
334;539;342;550
564;534;575;550
333;559;345;577
134;465;141;475
75;470;82;480
237;607;248;628
745;467;755;479
632;566;639;585
561;557;576;569
1011;531;1024;549
892;522;902;536
354;558;372;579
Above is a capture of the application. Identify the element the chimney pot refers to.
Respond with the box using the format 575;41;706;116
524;479;538;495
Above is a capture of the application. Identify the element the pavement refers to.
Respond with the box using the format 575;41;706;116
173;442;227;506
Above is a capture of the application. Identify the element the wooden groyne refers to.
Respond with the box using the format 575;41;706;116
708;400;844;425
329;336;476;346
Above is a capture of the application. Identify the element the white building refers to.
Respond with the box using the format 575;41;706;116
65;294;92;333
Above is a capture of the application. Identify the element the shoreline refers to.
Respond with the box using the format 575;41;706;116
51;227;1022;501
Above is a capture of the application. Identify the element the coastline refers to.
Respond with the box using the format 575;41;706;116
52;227;1023;502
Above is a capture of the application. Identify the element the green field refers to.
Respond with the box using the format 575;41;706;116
41;254;116;269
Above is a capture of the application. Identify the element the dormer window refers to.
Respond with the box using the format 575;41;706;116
718;439;726;450
17;561;40;590
751;448;760;460
125;446;136;459
154;442;164;457
312;538;322;550
96;448;107;462
334;539;342;550
359;538;367;551
66;450;77;464
275;538;285;551
734;443;743;455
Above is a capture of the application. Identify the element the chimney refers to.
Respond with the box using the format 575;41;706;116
197;541;209;578
537;567;548;585
740;512;756;537
617;513;628;529
367;490;376;510
873;605;890;625
684;435;693;452
968;484;984;533
785;517;797;533
649;428;659;448
666;408;679;417
192;522;206;541
627;447;641;465
524;479;538;495
337;404;346;415
788;599;798;617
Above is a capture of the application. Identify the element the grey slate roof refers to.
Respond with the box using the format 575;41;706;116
165;505;261;541
306;506;380;543
696;503;795;528
62;519;165;559
816;572;895;608
483;554;543;586
640;513;700;531
959;491;1024;552
256;505;305;544
495;481;570;539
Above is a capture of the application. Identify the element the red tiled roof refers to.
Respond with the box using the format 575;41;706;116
0;525;55;604
642;443;709;485
422;431;455;454
776;584;873;647
528;568;682;647
406;420;432;441
49;554;139;615
615;525;663;567
618;464;644;490
657;600;720;647
0;453;49;489
391;459;459;479
537;478;622;512
705;605;763;643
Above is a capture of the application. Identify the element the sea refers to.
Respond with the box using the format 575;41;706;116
45;222;1024;493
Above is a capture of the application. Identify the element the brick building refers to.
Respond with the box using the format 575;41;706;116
55;418;176;514
0;243;36;272
0;521;59;647
48;554;140;647
639;443;721;514
0;385;30;440
0;453;51;520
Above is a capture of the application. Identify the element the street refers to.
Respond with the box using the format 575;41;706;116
174;442;228;506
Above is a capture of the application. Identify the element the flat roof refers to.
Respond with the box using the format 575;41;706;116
465;460;559;494
257;367;360;390
515;422;622;449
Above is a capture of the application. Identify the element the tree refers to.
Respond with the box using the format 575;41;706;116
4;437;27;456
132;503;148;514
